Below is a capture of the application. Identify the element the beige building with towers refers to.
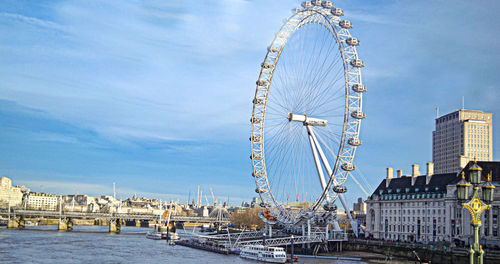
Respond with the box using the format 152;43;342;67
433;109;493;174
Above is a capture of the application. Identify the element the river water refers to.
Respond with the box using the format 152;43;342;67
0;226;367;263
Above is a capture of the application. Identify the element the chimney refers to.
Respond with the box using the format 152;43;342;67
387;168;394;179
426;162;434;176
397;170;403;178
426;162;434;185
412;164;420;177
411;164;420;186
386;168;393;188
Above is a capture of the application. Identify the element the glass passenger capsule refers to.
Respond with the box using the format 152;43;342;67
322;1;334;9
339;20;352;29
252;172;264;178
312;0;322;6
255;187;267;194
352;84;366;92
346;37;360;46
250;117;262;123
259;202;270;208
351;110;366;119
350;59;365;68
341;163;356;171
261;62;273;69
250;154;262;160
253;98;265;105
249;136;261;142
331;8;344;16
333;185;347;193
268;46;280;53
256;79;268;86
323;203;337;211
301;1;313;9
348;137;362;146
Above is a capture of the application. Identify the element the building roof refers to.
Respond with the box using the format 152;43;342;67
371;173;457;197
370;161;500;198
451;161;500;184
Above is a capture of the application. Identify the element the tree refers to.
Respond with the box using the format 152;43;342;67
231;208;264;229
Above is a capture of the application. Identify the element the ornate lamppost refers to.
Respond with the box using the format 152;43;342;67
456;159;495;264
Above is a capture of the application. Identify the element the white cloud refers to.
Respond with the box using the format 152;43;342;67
0;12;66;31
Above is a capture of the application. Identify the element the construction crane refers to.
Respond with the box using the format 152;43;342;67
205;194;210;207
210;188;216;206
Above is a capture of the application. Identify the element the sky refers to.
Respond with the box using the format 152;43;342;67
1;0;499;206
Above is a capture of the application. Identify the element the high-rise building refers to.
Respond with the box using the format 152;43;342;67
432;109;493;174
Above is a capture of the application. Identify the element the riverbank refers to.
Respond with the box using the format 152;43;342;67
319;250;415;264
344;240;500;264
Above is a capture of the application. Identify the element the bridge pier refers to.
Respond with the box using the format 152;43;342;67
18;218;25;229
58;219;67;231
109;219;121;233
57;218;73;231
135;220;141;227
7;219;19;229
67;219;73;231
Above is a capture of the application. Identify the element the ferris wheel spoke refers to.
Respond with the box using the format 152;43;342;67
301;37;338;107
269;124;302;202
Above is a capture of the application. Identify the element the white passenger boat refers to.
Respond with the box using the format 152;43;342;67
239;245;287;263
146;231;162;240
146;231;180;240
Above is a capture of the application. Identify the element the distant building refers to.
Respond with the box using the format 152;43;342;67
0;177;25;208
26;192;58;211
352;197;367;233
433;109;493;174
366;161;500;246
251;196;262;208
353;197;367;214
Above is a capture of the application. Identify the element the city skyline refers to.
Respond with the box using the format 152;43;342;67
1;0;499;205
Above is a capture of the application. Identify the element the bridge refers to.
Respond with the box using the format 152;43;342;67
0;209;230;233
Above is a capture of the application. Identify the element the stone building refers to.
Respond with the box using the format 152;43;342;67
0;177;27;208
365;161;500;246
26;192;59;210
433;109;493;174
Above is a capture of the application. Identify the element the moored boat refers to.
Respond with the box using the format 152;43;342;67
239;245;287;263
146;231;162;240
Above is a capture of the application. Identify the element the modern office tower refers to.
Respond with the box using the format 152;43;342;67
432;109;493;174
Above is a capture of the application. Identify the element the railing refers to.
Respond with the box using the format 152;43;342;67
233;231;347;248
235;235;321;247
207;231;264;240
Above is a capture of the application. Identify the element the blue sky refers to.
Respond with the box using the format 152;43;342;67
1;0;499;205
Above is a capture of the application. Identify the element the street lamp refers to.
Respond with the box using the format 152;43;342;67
456;159;495;264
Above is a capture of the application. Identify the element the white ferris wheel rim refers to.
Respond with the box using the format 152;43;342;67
250;1;365;225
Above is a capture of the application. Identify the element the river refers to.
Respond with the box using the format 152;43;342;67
0;226;368;263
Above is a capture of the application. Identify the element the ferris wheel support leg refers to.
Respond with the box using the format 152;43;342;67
338;194;358;238
308;126;335;180
308;126;358;237
307;218;311;240
306;125;330;202
265;222;272;238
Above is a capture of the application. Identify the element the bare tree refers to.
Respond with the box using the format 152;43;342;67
231;208;264;229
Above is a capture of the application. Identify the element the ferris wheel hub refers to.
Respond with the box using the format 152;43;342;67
288;113;327;126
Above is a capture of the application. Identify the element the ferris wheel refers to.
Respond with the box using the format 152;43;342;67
250;1;366;226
